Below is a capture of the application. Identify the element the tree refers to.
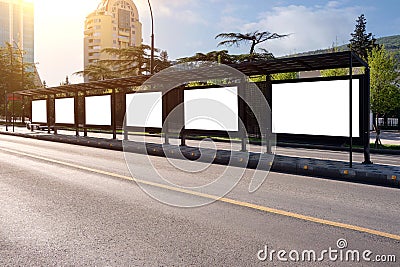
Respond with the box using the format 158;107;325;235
271;72;298;80
321;68;348;77
60;76;71;85
1;43;37;117
153;50;172;73
349;14;378;61
215;31;289;55
368;45;400;126
177;49;274;64
75;45;171;81
74;61;119;81
232;51;274;63
0;43;36;92
177;50;234;64
102;44;155;76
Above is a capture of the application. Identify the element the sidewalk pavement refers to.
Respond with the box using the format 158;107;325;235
370;130;400;145
1;126;399;188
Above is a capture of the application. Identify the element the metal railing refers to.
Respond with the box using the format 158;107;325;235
377;118;399;128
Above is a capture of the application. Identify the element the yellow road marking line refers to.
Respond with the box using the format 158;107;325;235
1;146;400;241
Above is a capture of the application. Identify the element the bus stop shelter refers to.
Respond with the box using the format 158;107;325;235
8;51;371;166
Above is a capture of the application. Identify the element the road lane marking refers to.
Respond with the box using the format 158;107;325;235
1;146;400;241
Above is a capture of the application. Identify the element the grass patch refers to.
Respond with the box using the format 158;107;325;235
349;143;400;150
371;143;400;150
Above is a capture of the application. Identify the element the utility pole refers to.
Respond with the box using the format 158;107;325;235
13;41;24;123
5;44;13;131
147;0;155;74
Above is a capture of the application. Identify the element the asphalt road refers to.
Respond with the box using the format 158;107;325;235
0;135;399;266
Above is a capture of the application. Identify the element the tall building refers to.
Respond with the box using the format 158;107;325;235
84;0;143;79
0;0;34;64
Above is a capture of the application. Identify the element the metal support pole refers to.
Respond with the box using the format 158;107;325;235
12;93;15;132
123;89;128;141
241;133;247;152
266;79;273;154
148;0;155;74
53;94;57;134
363;67;372;164
22;95;25;123
349;53;353;168
180;129;186;146
239;82;247;152
164;124;169;145
5;94;8;132
8;44;12;131
29;96;32;123
74;91;79;136
47;95;51;134
112;88;117;140
123;128;128;141
83;91;87;137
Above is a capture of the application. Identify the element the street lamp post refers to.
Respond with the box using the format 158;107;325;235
147;0;155;74
5;44;13;131
15;41;24;123
12;41;24;130
4;90;8;131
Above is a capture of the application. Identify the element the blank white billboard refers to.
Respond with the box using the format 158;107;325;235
31;100;47;123
272;79;359;137
85;95;111;126
126;92;162;127
184;86;238;131
55;98;75;124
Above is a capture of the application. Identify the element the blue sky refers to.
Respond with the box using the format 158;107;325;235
34;0;399;86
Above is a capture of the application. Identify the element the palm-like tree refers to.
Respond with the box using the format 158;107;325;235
215;31;289;55
153;50;172;73
177;50;234;64
102;44;159;75
74;61;118;81
75;45;171;81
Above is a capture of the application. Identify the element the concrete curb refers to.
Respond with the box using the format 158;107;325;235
1;131;399;188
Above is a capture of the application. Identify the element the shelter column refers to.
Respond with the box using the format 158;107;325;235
112;88;117;140
83;91;87;137
12;93;15;132
239;81;247;152
46;94;51;133
363;67;372;164
74;90;79;136
349;53;353;168
22;95;25;123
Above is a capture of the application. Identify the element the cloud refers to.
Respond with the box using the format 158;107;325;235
138;0;205;24
217;16;247;32
239;3;363;56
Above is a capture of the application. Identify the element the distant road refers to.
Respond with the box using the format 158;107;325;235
0;135;399;265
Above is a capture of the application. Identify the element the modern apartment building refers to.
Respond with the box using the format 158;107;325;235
84;0;143;80
0;0;34;64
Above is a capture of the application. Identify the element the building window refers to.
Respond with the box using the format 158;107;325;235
118;8;130;29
